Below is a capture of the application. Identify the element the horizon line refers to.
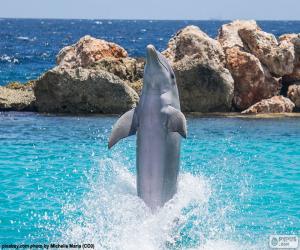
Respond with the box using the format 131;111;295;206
1;17;300;22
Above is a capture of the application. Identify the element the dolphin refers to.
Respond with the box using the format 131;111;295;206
108;45;187;210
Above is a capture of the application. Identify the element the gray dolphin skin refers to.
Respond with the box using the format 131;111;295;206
108;45;187;210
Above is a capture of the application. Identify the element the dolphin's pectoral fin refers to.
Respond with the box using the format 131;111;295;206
163;106;187;138
108;108;138;149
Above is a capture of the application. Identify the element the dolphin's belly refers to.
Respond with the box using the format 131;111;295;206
137;96;181;209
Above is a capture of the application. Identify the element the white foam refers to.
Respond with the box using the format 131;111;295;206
17;36;36;42
17;36;30;40
60;159;254;249
0;54;19;63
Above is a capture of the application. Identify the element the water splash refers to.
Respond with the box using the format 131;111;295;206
59;159;256;249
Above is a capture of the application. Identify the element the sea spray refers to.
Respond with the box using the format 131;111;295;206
58;158;255;249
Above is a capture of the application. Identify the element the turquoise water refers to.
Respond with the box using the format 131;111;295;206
0;112;299;249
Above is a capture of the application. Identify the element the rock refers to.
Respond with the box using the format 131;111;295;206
6;80;36;91
173;58;234;112
279;34;300;81
35;36;142;114
56;45;76;68
162;25;234;112
34;67;139;114
242;96;295;114
287;84;300;110
56;35;128;68
163;25;225;66
218;21;281;110
225;47;281;110
92;57;144;94
238;28;295;76
218;20;259;49
56;35;144;95
0;85;36;111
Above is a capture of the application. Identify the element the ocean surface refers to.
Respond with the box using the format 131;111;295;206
0;19;300;250
0;112;299;249
1;19;300;85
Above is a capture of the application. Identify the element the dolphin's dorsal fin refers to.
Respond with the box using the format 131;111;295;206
162;106;187;138
108;108;138;149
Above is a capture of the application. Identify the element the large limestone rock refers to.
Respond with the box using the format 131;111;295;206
34;67;138;114
239;28;295;76
0;82;36;111
163;25;234;112
174;58;234;112
163;25;225;65
279;34;300;81
218;20;281;111
218;20;259;49
56;35;144;94
242;96;295;114
225;47;281;110
287;84;300;110
56;35;128;69
5;80;36;91
34;35;142;114
92;57;144;94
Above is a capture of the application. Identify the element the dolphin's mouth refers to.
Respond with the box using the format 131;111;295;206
146;45;168;72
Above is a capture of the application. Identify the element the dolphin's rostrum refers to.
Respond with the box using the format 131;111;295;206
108;45;187;210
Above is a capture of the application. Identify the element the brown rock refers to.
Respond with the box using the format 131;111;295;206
239;28;295;76
0;86;36;111
163;25;225;66
56;35;144;96
173;57;234;112
163;25;234;112
218;21;282;110
218;20;259;49
242;96;295;114
35;36;143;114
56;35;128;68
6;80;36;91
92;57;144;94
34;67;138;114
279;34;300;81
225;47;281;110
287;84;300;110
56;45;76;68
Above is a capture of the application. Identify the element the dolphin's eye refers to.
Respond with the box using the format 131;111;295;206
170;73;176;84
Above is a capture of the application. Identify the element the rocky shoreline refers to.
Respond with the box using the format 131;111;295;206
1;20;300;115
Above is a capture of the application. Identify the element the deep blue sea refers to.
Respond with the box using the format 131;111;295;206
1;19;300;85
0;19;300;250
